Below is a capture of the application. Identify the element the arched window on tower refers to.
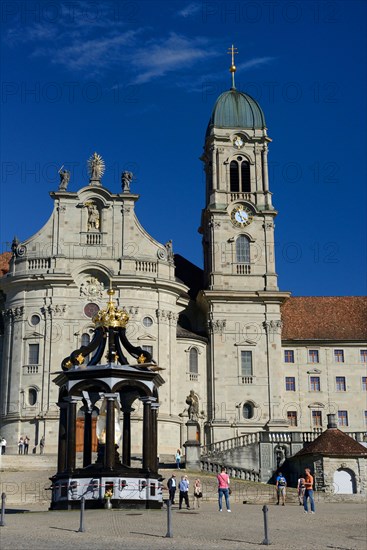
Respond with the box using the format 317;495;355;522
230;157;251;193
236;235;250;264
230;161;240;192
241;161;251;192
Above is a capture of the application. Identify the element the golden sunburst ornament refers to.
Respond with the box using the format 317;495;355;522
88;152;105;181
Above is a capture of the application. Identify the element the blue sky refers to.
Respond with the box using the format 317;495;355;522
1;0;366;296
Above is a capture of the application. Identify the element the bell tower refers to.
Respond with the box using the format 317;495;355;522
198;47;290;443
201;45;277;292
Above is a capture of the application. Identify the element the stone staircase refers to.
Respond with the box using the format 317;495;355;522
0;453;57;471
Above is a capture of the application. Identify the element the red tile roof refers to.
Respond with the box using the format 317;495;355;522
281;296;367;341
294;428;367;457
0;252;11;277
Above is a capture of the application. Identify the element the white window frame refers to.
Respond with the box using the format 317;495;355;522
287;411;298;427
338;410;349;427
238;349;255;384
28;343;40;365
285;376;296;391
308;349;320;363
335;376;346;392
309;376;321;392
334;349;345;363
284;349;295;363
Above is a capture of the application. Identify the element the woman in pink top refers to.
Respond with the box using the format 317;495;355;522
217;466;231;512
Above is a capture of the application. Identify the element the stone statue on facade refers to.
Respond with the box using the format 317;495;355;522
121;171;133;192
275;445;287;468
88;152;105;185
186;390;199;421
58;167;70;191
86;202;100;231
164;240;173;261
11;236;19;257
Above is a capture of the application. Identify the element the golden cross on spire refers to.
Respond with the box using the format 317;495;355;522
227;44;238;89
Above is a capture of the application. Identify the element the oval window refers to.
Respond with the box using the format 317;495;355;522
28;388;37;406
30;315;40;326
242;402;254;419
143;316;153;328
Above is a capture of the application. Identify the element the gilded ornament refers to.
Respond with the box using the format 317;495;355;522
76;353;85;365
92;289;130;328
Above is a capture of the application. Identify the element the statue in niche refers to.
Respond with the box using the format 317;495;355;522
186;390;199;421
58;166;70;190
86;202;100;231
121;171;134;192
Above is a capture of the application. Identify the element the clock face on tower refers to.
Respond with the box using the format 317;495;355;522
233;135;244;149
230;204;253;227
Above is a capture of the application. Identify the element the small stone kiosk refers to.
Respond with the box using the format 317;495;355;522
50;289;164;509
290;414;367;497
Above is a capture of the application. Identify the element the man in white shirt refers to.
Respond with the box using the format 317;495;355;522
167;473;177;504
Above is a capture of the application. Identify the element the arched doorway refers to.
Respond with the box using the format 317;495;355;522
333;469;356;494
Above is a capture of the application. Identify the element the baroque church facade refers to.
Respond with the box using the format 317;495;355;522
1;78;366;460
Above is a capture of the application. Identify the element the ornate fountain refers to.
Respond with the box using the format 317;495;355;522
50;289;164;509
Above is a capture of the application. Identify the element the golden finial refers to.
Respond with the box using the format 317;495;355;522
227;44;238;89
92;289;130;328
138;354;146;364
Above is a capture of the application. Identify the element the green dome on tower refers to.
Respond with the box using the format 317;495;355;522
207;88;266;132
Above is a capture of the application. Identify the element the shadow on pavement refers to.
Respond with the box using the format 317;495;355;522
50;526;79;533
3;508;30;514
130;532;165;539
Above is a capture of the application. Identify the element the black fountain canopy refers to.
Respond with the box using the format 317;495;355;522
61;289;156;371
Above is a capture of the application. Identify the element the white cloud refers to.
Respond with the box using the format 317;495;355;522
130;33;216;84
177;3;201;18
179;56;277;93
237;57;275;71
33;31;141;73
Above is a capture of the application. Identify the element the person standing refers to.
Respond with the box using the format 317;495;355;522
297;475;306;506
303;468;315;514
175;449;181;469
24;436;30;455
40;436;45;455
217;466;231;512
1;438;6;455
193;478;202;509
275;472;287;505
18;437;24;454
167;474;177;504
178;475;190;509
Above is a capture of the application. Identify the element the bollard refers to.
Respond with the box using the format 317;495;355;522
0;493;5;527
78;497;86;533
261;504;270;545
165;499;173;538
